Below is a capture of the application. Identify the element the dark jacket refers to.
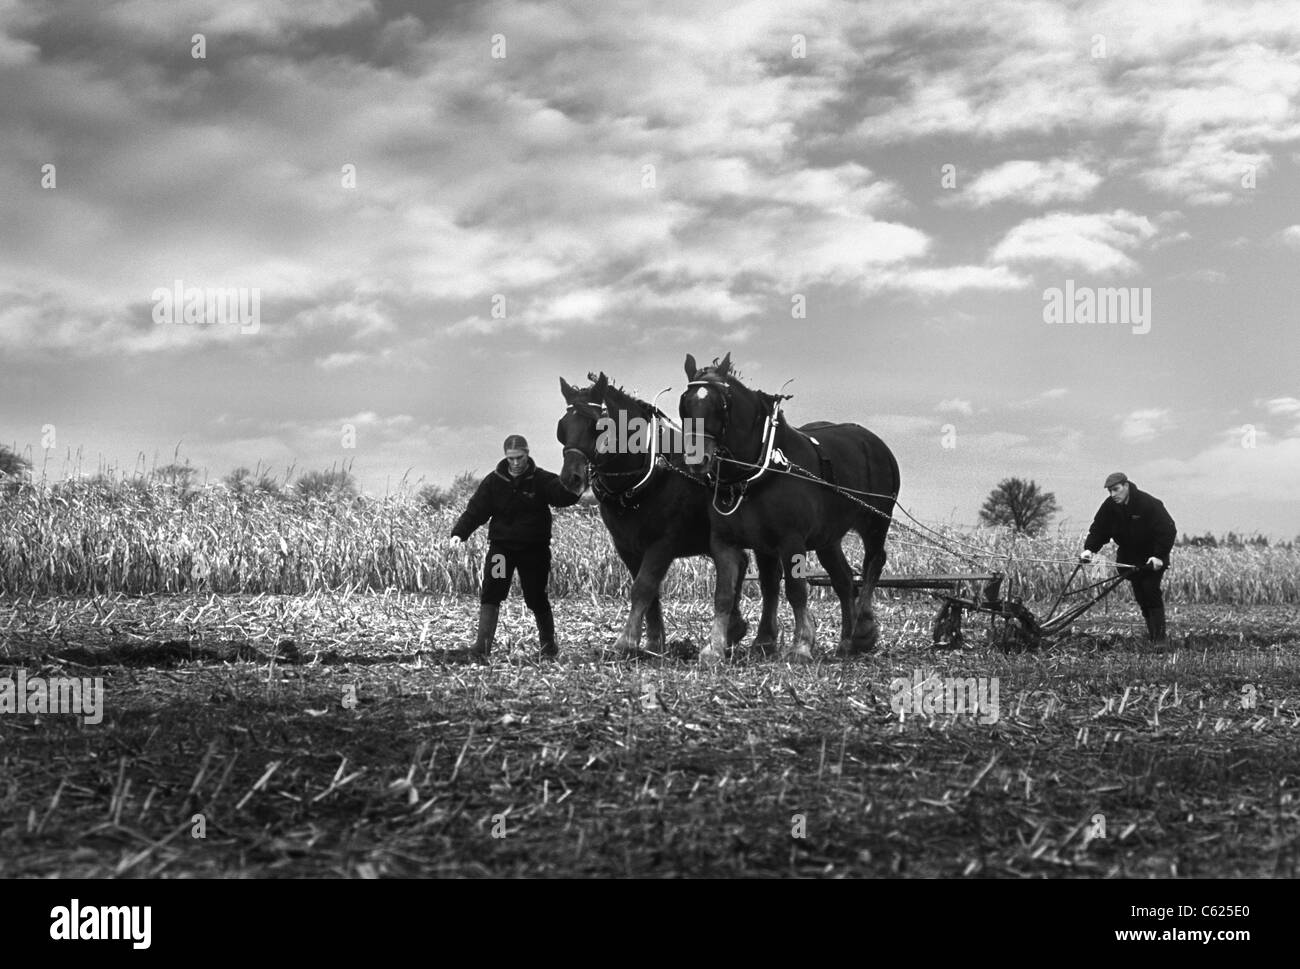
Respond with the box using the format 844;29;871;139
1084;484;1176;566
451;458;579;547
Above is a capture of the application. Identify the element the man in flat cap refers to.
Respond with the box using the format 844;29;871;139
449;434;580;661
1079;472;1177;647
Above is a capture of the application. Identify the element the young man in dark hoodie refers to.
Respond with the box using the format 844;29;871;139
449;434;580;661
1079;472;1177;648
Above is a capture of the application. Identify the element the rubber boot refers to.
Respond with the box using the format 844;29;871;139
1146;607;1168;648
471;603;500;663
535;604;558;659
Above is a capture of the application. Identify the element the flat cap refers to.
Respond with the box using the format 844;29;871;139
1104;471;1128;489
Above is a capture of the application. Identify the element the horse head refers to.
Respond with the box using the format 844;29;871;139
556;372;608;495
680;353;775;477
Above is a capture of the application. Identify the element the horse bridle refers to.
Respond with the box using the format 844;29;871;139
683;373;733;465
685;372;784;486
561;399;604;471
561;399;660;502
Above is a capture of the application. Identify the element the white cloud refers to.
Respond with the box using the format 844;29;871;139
0;0;40;65
316;352;367;371
677;158;903;217
948;159;1102;208
877;265;1030;295
991;211;1158;274
1264;396;1300;414
21;0;1300;358
1142;426;1300;502
1008;388;1069;410
841;2;1300;208
107;0;379;43
639;209;930;298
1264;397;1300;423
937;398;973;415
1119;408;1173;443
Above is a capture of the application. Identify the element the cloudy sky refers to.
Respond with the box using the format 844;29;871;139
2;0;1297;540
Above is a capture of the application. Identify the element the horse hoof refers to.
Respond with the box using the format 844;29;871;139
849;629;880;654
698;648;725;666
787;646;815;664
751;640;777;658
612;635;634;652
837;635;877;657
726;619;750;645
839;647;875;659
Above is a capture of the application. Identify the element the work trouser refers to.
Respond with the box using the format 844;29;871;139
480;542;553;611
1126;566;1165;611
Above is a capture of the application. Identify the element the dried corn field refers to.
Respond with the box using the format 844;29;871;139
1;482;1297;603
2;481;1298;880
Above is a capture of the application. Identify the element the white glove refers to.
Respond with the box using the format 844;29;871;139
1146;556;1163;570
448;535;464;548
1079;550;1094;563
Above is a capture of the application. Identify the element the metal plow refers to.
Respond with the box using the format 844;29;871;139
801;562;1148;651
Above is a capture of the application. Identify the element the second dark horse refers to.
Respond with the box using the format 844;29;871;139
679;354;901;663
558;373;778;657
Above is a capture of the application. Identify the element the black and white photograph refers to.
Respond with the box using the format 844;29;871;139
0;0;1296;928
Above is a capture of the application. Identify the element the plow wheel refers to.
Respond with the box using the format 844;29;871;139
931;600;965;650
992;600;1047;653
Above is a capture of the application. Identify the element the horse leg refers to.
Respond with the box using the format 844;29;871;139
782;542;816;662
703;539;745;665
725;551;750;648
850;520;889;653
608;546;644;655
751;552;782;656
613;543;671;655
644;596;667;653
815;544;857;656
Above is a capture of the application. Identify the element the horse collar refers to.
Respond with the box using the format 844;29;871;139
688;374;786;505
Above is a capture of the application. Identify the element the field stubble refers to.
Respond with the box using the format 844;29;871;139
1;591;1297;877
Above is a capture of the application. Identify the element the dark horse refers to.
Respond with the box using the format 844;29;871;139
557;373;778;656
679;353;900;662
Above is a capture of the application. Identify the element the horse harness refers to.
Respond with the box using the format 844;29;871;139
685;372;798;515
562;400;708;510
686;373;891;518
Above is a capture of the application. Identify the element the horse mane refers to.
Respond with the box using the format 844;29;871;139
589;373;672;423
689;357;788;414
690;356;746;384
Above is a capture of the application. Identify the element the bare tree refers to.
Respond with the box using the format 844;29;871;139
224;466;254;494
978;477;1059;536
295;468;358;501
155;462;197;491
